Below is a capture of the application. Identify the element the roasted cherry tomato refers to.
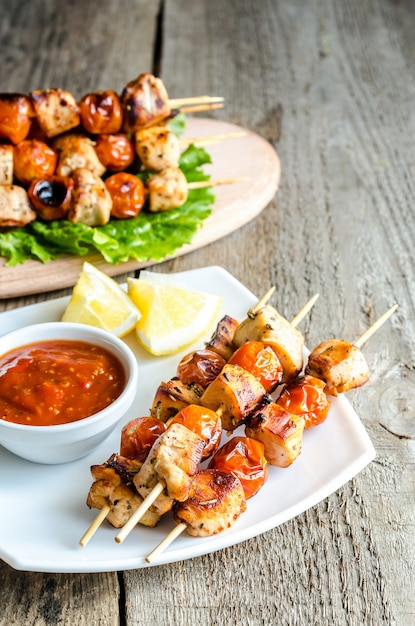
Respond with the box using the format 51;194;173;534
277;374;331;428
13;139;58;185
0;93;34;144
228;340;283;393
105;172;145;219
95;133;135;171
177;348;227;389
79;90;123;134
169;404;222;460
28;175;74;221
120;417;167;461
208;436;268;499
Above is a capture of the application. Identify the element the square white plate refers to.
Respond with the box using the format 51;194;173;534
0;266;375;572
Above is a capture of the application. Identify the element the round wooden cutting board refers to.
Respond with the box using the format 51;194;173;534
0;118;281;299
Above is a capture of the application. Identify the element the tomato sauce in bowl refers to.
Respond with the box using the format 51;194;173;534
0;339;126;426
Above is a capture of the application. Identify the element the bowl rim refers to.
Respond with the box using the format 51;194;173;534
0;321;138;433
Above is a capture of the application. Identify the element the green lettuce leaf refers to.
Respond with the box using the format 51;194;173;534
0;143;214;267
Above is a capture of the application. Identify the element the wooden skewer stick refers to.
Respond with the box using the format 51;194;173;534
247;286;276;318
169;96;224;107
187;177;249;190
178;102;224;114
146;522;187;563
354;304;398;349
290;294;320;328
179;131;246;147
79;504;111;547
114;482;165;544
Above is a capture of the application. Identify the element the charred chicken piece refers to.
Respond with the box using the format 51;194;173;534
68;167;112;226
0;93;34;144
306;339;370;396
135;126;181;171
146;166;188;212
201;363;266;431
133;423;205;516
121;73;171;133
86;454;160;528
30;88;80;138
172;469;246;538
53;134;106;177
205;314;239;361
245;402;305;468
0;185;36;228
150;378;204;423
0;144;13;185
233;304;304;383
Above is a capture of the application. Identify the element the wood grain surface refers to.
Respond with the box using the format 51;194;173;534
1;1;414;625
0;119;280;298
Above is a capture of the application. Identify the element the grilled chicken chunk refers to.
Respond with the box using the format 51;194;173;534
30;88;80;138
121;73;171;133
173;469;246;538
306;339;370;396
0;145;13;185
151;378;204;423
0;185;36;228
205;315;239;361
245;402;305;468
135;126;181;171
87;454;160;528
146;166;188;212
53;134;106;177
201;363;266;431
68;168;112;226
133;423;205;516
233;304;304;382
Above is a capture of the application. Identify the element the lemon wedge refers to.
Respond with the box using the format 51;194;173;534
127;271;222;355
62;262;141;337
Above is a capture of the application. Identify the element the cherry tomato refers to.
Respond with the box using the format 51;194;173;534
208;436;268;499
105;172;145;219
13;139;58;185
0;93;34;144
177;348;227;388
169;404;222;460
79;90;123;134
228;340;283;393
277;374;331;428
95;133;135;171
120;417;167;461
28;175;74;221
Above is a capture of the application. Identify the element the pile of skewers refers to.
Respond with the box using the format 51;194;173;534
0;72;238;228
79;288;397;563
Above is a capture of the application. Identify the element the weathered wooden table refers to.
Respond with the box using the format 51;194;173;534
1;1;414;624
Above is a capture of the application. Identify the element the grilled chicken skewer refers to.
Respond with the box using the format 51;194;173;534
80;417;166;546
80;453;160;547
115;422;206;543
306;304;398;396
145;469;246;563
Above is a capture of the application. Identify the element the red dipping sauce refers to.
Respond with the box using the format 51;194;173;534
0;340;126;426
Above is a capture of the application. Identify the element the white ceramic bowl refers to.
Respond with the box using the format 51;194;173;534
0;322;138;464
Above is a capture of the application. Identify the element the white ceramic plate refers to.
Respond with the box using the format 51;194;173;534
0;266;375;573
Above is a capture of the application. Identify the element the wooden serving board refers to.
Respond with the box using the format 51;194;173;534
0;118;280;299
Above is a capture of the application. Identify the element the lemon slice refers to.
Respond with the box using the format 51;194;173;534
62;262;141;337
127;272;222;355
